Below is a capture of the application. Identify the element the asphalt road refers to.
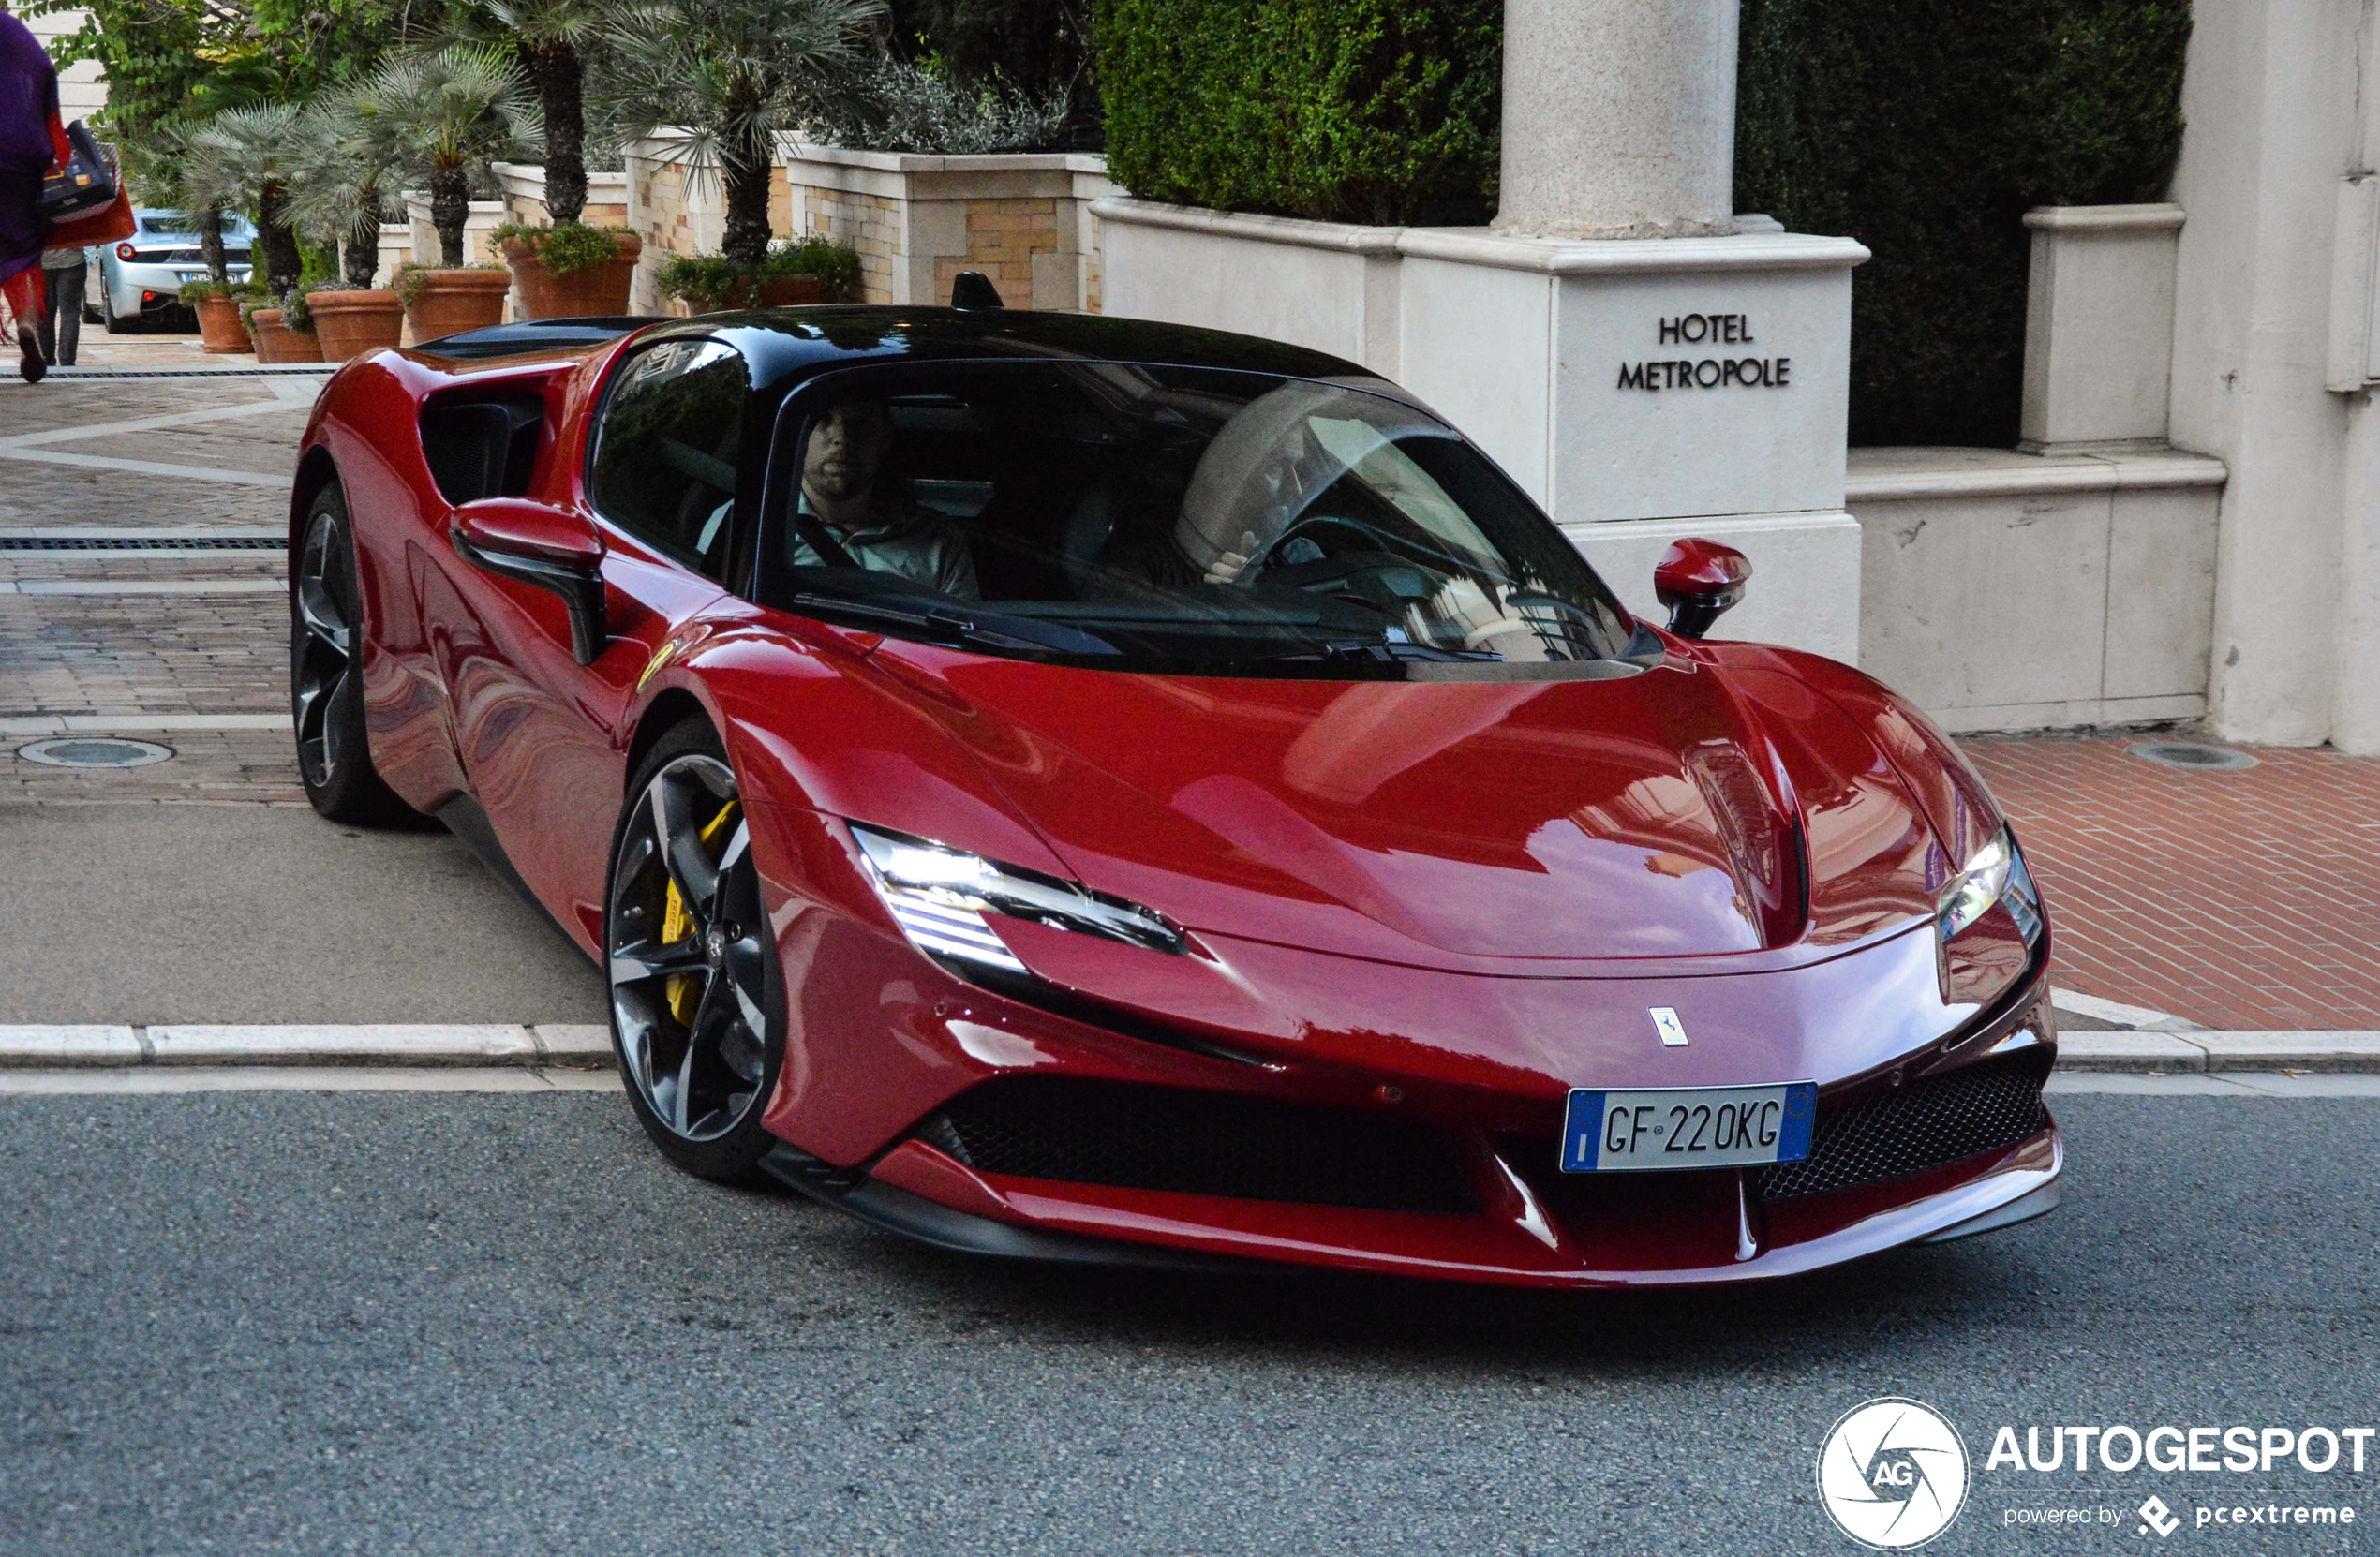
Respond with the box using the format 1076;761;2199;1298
3;1091;2373;1555
0;805;604;1025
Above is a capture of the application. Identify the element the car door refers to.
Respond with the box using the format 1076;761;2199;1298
439;337;751;950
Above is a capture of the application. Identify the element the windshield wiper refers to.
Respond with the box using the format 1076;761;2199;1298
787;592;1121;656
1263;638;1506;665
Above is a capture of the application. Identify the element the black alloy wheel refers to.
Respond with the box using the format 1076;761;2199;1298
607;723;784;1179
290;484;409;823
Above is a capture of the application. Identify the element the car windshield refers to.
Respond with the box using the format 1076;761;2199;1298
756;362;1644;679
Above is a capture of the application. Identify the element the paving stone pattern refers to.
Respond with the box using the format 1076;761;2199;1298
1966;734;2380;1031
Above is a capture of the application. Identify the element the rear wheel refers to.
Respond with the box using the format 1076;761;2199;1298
290;483;409;823
100;286;131;334
606;721;784;1180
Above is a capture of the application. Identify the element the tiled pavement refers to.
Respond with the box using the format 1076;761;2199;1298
6;370;2377;1027
1966;736;2380;1031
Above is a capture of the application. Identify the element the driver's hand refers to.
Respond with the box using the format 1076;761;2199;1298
1204;529;1259;586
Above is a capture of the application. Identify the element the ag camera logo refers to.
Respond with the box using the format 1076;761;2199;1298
1817;1398;1970;1549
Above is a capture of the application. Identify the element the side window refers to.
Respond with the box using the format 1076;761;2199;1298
587;338;751;578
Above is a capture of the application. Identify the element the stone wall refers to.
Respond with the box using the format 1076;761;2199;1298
490;164;631;232
784;144;1116;310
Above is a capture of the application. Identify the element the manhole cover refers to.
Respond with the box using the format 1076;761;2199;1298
2128;740;2259;772
15;736;175;769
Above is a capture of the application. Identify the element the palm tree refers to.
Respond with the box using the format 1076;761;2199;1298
600;0;882;266
467;0;607;225
126;122;231;286
289;89;407;288
181;104;305;294
367;46;541;267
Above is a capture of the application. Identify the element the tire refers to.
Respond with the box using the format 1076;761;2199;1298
605;719;786;1181
100;286;131;334
290;482;410;824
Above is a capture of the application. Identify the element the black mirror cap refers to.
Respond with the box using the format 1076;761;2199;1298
950;272;1004;311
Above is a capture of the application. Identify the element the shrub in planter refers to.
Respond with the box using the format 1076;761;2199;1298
1736;0;2191;446
179;279;250;355
1095;0;1503;226
305;282;406;363
394;262;514;343
654;238;861;315
493;222;644;319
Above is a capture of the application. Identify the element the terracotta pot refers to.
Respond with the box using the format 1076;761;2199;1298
194;294;248;355
502;233;643;319
402;269;514;343
249;310;324;365
307;290;405;363
754;273;827;307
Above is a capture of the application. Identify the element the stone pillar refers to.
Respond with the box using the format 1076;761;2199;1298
2019;205;2184;451
1495;0;1740;238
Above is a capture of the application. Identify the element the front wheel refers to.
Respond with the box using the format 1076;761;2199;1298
606;721;785;1180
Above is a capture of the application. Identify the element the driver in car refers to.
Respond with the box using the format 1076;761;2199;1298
790;393;981;600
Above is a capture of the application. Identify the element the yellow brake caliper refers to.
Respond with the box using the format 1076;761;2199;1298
662;800;740;1026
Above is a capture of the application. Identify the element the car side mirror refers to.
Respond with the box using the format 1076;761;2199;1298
450;498;609;664
1653;539;1751;640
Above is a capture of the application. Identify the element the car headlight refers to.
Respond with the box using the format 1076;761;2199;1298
1939;830;2015;941
850;823;1184;974
1935;824;2045;1007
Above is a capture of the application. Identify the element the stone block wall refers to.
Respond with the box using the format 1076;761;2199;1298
783;144;1115;311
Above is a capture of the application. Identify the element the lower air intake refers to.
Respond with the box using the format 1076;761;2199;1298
1757;1050;2052;1201
918;1075;1475;1215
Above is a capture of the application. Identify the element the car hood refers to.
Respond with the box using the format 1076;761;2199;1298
863;645;1944;971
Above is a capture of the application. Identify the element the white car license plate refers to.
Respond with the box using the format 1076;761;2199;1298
1559;1081;1817;1172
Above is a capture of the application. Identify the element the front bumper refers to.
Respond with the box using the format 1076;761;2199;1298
758;885;2061;1286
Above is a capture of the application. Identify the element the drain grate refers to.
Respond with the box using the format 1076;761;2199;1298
2129;740;2260;773
0;536;286;551
15;736;175;769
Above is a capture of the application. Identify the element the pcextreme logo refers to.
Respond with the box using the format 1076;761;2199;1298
1817;1397;1971;1550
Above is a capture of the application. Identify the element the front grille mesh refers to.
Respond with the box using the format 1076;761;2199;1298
919;1075;1475;1214
1757;1051;2051;1201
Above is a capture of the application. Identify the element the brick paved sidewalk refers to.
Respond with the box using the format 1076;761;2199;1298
1965;734;2380;1031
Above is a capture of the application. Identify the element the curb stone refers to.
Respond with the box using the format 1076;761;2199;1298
0;1024;615;1070
3;1025;2378;1073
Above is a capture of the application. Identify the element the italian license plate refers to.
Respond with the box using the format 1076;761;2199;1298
1559;1081;1817;1172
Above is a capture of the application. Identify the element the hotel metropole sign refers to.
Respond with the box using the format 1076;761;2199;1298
1616;313;1792;392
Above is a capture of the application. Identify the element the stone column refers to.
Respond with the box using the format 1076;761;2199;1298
1495;0;1740;238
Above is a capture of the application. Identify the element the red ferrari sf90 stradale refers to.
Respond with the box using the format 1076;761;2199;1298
286;292;2059;1286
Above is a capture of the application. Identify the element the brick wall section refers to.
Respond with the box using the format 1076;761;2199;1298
801;188;901;303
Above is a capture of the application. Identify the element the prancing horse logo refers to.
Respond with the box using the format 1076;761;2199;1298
1650;1007;1688;1046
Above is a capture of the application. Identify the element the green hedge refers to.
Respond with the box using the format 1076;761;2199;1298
1093;0;1501;226
1737;0;2192;446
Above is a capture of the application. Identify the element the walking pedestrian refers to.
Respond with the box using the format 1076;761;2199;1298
1;0;71;383
37;238;82;366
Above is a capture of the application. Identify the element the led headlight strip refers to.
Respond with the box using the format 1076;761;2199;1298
849;823;1184;975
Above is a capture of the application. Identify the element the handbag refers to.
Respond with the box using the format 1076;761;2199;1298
44;187;134;249
37;121;117;224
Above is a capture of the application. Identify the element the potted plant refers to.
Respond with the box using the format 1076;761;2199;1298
248;289;324;364
179;278;249;354
494;220;643;317
365;46;541;327
654;235;859;314
180;104;306;298
305;281;406;362
394;261;514;340
601;0;877;273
